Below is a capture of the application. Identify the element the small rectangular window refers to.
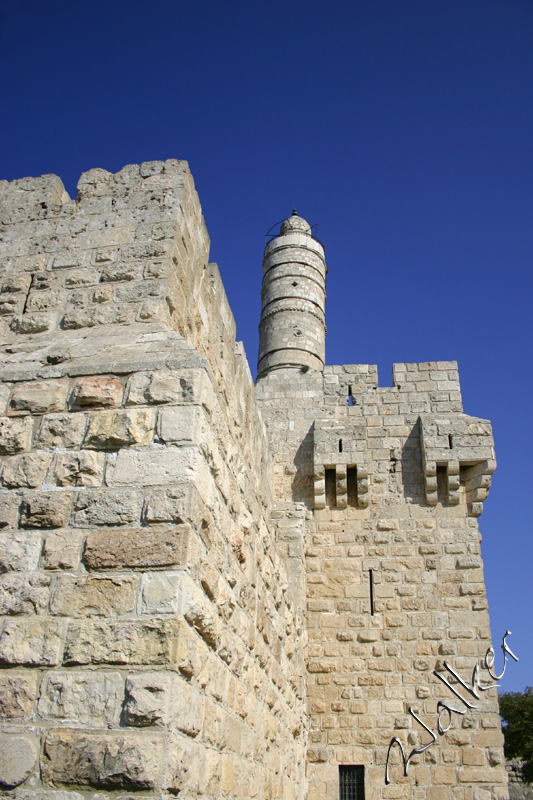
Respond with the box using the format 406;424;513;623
339;765;365;800
347;466;358;507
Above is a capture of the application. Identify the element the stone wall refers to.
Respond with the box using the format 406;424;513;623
0;162;307;799
256;361;507;800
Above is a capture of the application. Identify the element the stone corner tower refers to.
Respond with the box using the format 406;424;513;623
257;210;327;377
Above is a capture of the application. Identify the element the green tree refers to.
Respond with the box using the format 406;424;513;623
499;687;533;783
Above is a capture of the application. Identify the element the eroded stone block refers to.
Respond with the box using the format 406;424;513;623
84;409;155;449
9;381;68;415
0;532;41;572
53;451;105;487
63;618;186;666
0;417;33;454
20;491;72;528
50;575;137;617
0;733;38;788
72;488;142;526
1;453;52;489
0;618;63;665
41;729;170;791
42;529;82;570
35;414;87;449
38;672;123;725
0;492;20;528
83;524;196;570
69;376;124;409
0;671;37;720
0;573;51;614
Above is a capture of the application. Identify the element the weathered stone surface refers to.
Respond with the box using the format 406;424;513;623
50;575;137;617
143;483;208;526
41;729;172;791
84;409;155;449
42;529;82;570
84;524;196;570
1;453;52;488
0;671;37;719
0;532;41;572
38;672;123;725
72;488;142;526
0;417;33;454
106;447;214;501
0;618;63;665
34;413;87;449
20;491;72;528
157;405;207;445
0;492;20;528
52;451;105;487
0;734;38;788
9;381;68;415
63;619;186;665
0;573;51;614
69;376;124;409
127;370;188;405
123;672;176;727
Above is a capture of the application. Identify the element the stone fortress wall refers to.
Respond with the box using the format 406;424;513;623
0;160;509;800
0;161;307;799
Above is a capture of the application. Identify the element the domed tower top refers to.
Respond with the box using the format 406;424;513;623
257;210;327;377
280;209;311;234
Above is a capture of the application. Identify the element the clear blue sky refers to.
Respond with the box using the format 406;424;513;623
1;0;531;692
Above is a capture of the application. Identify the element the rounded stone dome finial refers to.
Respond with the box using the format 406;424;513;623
280;210;311;235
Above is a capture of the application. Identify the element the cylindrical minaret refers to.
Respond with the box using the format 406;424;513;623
257;210;327;376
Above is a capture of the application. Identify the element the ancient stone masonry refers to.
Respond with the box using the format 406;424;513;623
0;161;507;800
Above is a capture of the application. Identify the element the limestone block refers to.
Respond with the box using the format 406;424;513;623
0;573;51;614
50;575;138;617
84;524;196;570
42;529;82;570
1;453;52;489
100;263;143;282
35;414;87;449
41;729;171;791
72;488;142;526
143;483;206;525
38;672;123;725
157;405;207;445
0;733;38;788
0;416;33;454
10;313;52;334
69;376;124;409
25;290;62;312
84;409;155;449
52;451;105;487
0;618;63;665
0;671;37;719
0;492;20;527
106;446;214;503
63;618;186;666
123;671;176;727
7;381;67;416
20;491;72;528
64;268;101;287
0;532;41;572
126;368;216;412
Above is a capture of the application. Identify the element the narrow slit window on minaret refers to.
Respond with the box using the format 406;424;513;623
448;434;453;449
369;570;374;616
338;439;343;453
348;385;353;406
325;468;336;507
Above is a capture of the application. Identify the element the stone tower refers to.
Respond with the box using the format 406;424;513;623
257;210;327;376
0;162;508;800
